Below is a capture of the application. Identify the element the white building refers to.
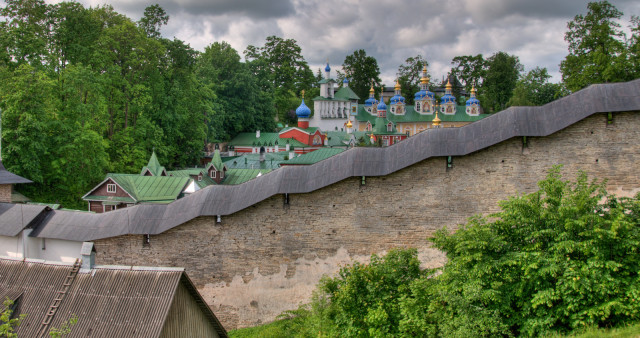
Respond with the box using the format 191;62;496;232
310;62;361;132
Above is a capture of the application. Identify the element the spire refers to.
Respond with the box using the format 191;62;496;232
433;103;441;127
394;78;401;91
376;90;387;118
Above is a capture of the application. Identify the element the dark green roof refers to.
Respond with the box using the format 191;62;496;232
223;153;286;170
334;87;360;100
222;169;271;185
356;104;490;124
371;117;405;136
168;169;214;189
140;151;167;176
209;149;225;171
103;174;190;202
228;132;307;148
279;126;320;135
281;148;345;165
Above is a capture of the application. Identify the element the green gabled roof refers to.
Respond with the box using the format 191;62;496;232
334;87;360;100
281;148;345;165
227;132;307;148
279;126;320;135
168;169;214;189
140;151;167;176
210;149;225;171
222;169;271;185
223;153;286;170
356;104;490;124
317;78;337;84
106;174;190;202
371;117;405;136
325;131;351;147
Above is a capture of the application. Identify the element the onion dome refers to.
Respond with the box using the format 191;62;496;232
343;78;349;84
364;84;378;106
440;79;456;104
432;111;441;127
295;90;311;118
325;62;331;72
346;119;353;128
466;86;480;106
390;79;405;105
376;96;387;112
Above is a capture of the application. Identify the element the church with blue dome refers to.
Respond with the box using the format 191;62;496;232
310;62;489;139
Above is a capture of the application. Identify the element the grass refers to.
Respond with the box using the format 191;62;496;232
548;323;640;338
228;318;292;338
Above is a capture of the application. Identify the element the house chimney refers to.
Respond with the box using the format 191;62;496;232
80;242;96;272
256;130;260;139
260;147;265;162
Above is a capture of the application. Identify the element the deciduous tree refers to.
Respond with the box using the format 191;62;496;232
342;49;381;103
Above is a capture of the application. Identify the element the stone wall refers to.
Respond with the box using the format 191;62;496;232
0;184;12;203
94;112;640;329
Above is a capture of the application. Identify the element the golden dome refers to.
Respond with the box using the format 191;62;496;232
471;85;476;93
445;79;452;90
433;111;441;126
394;79;401;90
346;119;353;128
369;84;375;93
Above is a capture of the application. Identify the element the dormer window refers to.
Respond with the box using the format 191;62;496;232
198;174;202;181
107;184;116;193
221;171;225;178
211;170;216;178
387;123;393;132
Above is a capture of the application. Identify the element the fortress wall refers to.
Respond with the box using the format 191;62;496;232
94;112;640;329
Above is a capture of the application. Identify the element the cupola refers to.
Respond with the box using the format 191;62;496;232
465;86;481;116
296;90;311;129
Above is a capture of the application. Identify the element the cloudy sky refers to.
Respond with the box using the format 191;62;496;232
57;0;639;85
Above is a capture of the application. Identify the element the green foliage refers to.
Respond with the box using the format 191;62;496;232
483;51;523;112
49;314;78;337
450;54;486;92
1;298;26;338
397;55;428;105
509;67;568;106
560;1;637;92
342;49;382;103
257;168;640;337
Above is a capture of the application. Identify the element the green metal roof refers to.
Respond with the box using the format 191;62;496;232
140;151;167;176
279;126;319;135
222;169;271;185
223;153;286;170
317;78;337;84
210;149;224;171
334;87;360;100
356;104;490;124
105;174;190;202
281;148;345;165
168;169;214;189
227;132;307;148
371;117;405;136
325;131;351;147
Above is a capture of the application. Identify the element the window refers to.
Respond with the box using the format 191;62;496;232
198;174;202;181
107;184;116;193
383;138;390;146
221;171;225;178
416;102;421;111
211;170;216;178
387;123;393;132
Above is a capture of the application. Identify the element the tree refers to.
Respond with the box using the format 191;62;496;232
198;41;275;140
450;54;486;92
0;298;25;338
397;55;428;105
0;0;51;69
509;67;567;106
138;4;168;39
342;49;381;103
483;51;522;112
244;36;313;95
560;1;630;92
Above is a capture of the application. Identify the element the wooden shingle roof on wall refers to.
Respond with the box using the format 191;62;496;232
0;257;227;337
13;79;640;241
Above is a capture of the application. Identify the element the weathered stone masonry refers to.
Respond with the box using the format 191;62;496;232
94;112;640;329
